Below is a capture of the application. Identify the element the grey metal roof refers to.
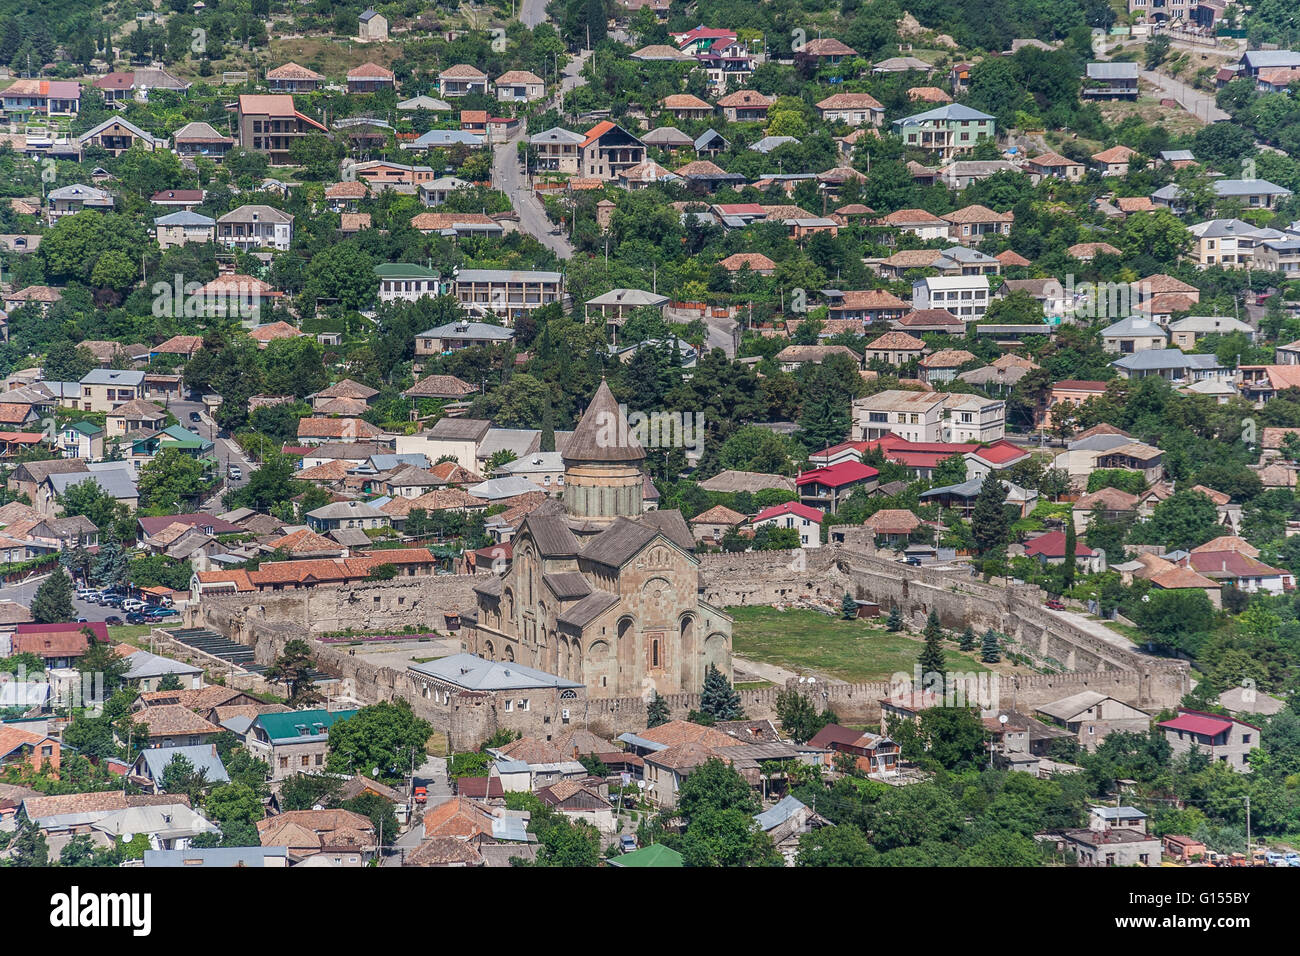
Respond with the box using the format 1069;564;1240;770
1101;316;1167;338
368;453;431;472
476;428;540;461
1086;61;1139;79
410;653;581;690
1067;433;1133;452
1241;50;1300;69
530;126;585;145
307;500;386;520
586;288;669;307
410;129;485;147
398;95;452;111
642;126;694;145
122;650;203;680
144;846;289;867
754;794;808;831
1188;218;1260;238
1167;315;1252;334
921;477;1033;499
1111;348;1197;370
694;129;728;150
1212;178;1292;198
48;183;112;202
498;451;563;474
465;475;541;500
154;210;215;226
47;467;137;500
81;368;145;386
895;103;995;125
750;135;799;153
1092;805;1147;819
134;745;230;786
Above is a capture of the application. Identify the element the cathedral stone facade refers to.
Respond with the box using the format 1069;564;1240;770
469;381;733;698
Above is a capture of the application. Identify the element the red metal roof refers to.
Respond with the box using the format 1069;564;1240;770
1158;713;1234;737
15;621;109;642
796;461;879;489
753;501;824;524
1024;530;1094;559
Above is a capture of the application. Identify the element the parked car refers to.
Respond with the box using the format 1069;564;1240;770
1266;851;1286;866
146;607;178;619
104;616;123;626
1286;852;1300;867
228;465;242;481
125;611;148;625
76;587;98;600
413;786;428;805
620;835;637;853
122;599;146;612
1045;599;1066;611
190;411;202;422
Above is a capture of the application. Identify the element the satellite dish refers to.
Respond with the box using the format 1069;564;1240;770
372;767;380;777
636;780;645;790
122;833;134;843
807;677;815;684
999;714;1009;725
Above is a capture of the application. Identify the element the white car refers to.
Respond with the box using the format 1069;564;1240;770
121;599;146;612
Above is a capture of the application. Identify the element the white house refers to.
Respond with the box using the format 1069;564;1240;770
912;275;990;321
751;502;823;548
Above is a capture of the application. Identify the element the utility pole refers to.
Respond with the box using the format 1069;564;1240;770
1245;794;1251;860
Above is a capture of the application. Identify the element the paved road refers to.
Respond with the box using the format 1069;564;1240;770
384;755;449;866
494;135;575;257
519;0;548;28
1139;69;1228;123
703;314;738;358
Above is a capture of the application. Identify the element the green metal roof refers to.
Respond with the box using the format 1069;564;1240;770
607;843;683;867
159;424;213;451
70;421;103;436
254;708;358;743
374;263;440;279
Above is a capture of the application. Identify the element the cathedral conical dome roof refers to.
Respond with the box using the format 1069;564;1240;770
561;379;646;464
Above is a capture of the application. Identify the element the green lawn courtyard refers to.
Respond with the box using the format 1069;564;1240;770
729;606;990;684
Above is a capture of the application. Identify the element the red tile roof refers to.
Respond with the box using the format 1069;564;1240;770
1024;530;1094;559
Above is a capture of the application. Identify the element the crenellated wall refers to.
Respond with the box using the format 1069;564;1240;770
195;539;1189;747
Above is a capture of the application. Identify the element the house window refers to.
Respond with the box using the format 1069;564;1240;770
301;755;310;767
518;699;530;711
316;754;323;765
280;757;289;768
504;699;513;712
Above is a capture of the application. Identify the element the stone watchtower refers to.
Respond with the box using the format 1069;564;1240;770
562;379;645;530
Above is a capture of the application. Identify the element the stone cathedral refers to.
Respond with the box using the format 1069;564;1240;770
470;380;733;698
